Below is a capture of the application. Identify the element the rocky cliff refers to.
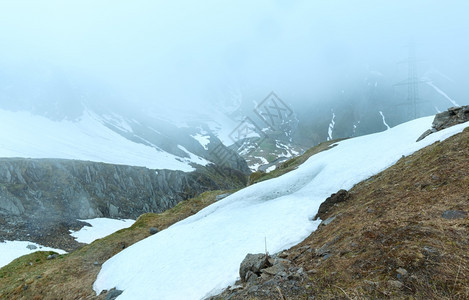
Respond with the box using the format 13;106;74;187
0;158;246;250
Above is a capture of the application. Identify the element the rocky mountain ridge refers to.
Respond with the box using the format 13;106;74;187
0;158;246;251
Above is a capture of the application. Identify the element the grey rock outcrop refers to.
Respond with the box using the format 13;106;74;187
0;158;247;250
417;106;469;142
105;288;123;300
209;251;310;300
239;254;272;282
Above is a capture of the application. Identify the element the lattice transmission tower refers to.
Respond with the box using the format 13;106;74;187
394;42;428;120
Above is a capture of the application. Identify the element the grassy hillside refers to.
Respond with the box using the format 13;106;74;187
2;127;468;299
0;190;233;299
215;127;469;299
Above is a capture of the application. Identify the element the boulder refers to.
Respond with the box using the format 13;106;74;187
239;253;272;282
417;105;469;141
105;288;123;300
26;244;37;250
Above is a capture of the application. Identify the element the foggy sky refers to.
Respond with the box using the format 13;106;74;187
1;0;468;111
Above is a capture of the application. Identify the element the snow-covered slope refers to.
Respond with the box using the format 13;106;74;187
70;218;135;244
0;241;66;269
93;116;469;299
1;218;135;268
0;109;208;171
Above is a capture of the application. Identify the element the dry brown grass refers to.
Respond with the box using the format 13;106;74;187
2;127;468;300
217;128;469;300
284;127;469;299
0;190;233;300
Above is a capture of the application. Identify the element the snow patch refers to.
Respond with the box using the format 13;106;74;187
177;145;210;166
101;113;134;133
191;134;211;150
0;241;66;268
0;109;196;171
327;111;336;141
379;111;391;130
426;81;460;107
70;218;135;244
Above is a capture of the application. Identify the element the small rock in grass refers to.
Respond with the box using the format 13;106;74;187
441;210;466;220
216;193;231;201
388;280;404;289
396;267;408;275
149;227;159;235
320;216;336;226
46;254;58;260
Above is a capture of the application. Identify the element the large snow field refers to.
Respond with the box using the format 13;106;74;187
93;117;469;299
0;109;202;171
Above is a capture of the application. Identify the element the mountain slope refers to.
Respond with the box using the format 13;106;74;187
214;126;469;300
0;158;247;251
92;116;469;299
0;108;208;172
0;116;467;299
0;190;231;299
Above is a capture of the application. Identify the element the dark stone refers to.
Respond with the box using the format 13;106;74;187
26;244;37;250
215;193;231;201
441;210;467;220
320;216;336;226
105;288;124;300
261;264;286;276
149;227;159;235
416;129;436;142
315;244;330;257
239;253;272;282
396;267;408;279
314;189;350;220
423;246;440;257
388;280;404;289
245;271;258;284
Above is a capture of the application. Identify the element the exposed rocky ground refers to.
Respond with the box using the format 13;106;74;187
0;159;246;251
